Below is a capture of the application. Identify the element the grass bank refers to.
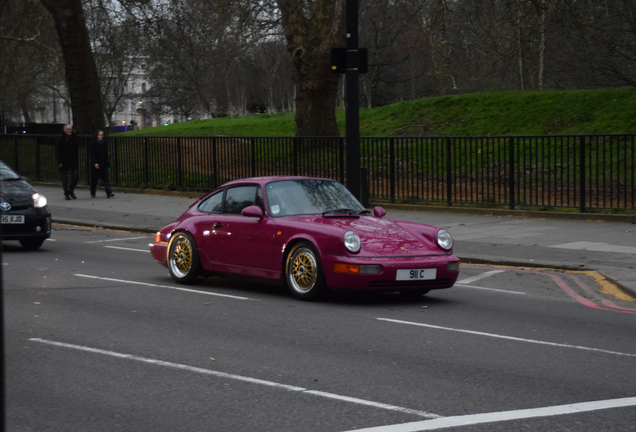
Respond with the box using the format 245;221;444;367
117;87;636;137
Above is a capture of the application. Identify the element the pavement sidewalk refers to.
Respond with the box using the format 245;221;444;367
34;183;636;298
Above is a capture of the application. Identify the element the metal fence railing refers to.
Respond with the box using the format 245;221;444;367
1;133;634;212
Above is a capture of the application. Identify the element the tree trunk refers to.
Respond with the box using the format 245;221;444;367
278;0;346;136
515;2;525;90
538;0;546;90
428;0;448;96
40;0;105;134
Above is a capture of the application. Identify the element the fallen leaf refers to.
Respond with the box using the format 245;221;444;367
210;358;215;361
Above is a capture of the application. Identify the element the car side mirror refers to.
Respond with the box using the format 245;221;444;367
242;205;264;218
373;206;386;218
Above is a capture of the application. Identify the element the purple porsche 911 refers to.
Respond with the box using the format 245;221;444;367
150;176;460;300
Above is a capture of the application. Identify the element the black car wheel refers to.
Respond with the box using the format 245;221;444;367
285;242;326;300
168;232;201;284
19;238;45;250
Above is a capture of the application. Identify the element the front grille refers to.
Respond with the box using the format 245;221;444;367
1;204;32;212
2;223;40;234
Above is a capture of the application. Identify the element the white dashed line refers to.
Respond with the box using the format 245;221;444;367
456;270;505;285
104;245;150;252
29;338;440;419
343;396;636;431
377;318;636;358
74;274;250;300
454;284;525;295
85;236;147;244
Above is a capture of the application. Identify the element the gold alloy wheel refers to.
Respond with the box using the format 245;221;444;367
170;235;193;278
289;247;318;293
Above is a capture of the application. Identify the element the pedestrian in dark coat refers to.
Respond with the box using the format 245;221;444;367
55;124;79;200
89;130;114;198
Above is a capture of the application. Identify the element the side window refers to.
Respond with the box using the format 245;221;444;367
255;187;264;212
198;191;224;213
224;186;258;215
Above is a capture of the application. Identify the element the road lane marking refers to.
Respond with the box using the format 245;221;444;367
454;284;525;295
104;245;151;253
74;274;250;300
377;318;636;358
456;270;505;285
343;396;636;431
29;337;440;419
567;274;636;312
85;236;147;244
547;273;635;314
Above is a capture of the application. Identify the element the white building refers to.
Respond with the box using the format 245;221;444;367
21;59;182;133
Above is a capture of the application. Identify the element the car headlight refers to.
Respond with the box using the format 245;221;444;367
344;230;361;253
436;229;453;250
33;193;47;208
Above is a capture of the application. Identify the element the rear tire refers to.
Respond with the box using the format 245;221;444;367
20;238;45;250
168;232;201;284
285;242;326;301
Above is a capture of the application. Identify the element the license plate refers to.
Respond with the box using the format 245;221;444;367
396;268;437;281
1;215;24;224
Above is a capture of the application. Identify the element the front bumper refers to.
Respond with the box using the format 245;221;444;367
321;254;460;291
1;209;51;241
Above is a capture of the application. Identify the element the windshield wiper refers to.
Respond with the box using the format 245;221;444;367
322;208;370;216
322;208;357;216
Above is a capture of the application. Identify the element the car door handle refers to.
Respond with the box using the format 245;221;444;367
213;222;224;228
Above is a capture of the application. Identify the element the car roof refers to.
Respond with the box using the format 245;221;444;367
221;176;334;188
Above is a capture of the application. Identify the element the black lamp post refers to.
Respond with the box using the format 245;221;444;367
345;0;361;200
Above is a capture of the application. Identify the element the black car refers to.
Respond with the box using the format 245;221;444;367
1;161;51;250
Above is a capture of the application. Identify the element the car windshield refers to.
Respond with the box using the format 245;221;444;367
265;179;365;217
0;162;22;181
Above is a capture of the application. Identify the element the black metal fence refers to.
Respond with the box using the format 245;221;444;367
1;133;634;212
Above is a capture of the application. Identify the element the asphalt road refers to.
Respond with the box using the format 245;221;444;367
4;225;636;431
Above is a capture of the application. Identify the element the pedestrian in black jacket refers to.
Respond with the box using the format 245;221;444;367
89;130;114;198
55;124;79;200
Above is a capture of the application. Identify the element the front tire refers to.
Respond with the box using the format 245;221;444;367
285;242;326;301
168;232;201;284
20;238;45;250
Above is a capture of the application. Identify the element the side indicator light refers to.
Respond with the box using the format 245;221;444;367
334;263;360;274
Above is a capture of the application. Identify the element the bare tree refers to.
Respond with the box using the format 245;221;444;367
0;0;63;124
85;0;144;133
277;0;346;136
359;0;429;107
251;39;293;114
39;0;105;134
